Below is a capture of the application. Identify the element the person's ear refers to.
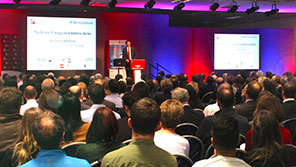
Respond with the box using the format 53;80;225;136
211;137;214;146
127;118;132;129
155;122;162;131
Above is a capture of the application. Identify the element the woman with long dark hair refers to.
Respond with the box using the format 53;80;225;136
75;107;125;163
246;110;296;166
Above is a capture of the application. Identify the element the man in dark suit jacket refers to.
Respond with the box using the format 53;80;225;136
122;40;136;77
235;81;262;121
172;87;204;126
282;82;296;119
197;84;250;148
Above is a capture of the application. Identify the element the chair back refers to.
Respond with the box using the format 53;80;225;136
235;148;247;160
283;118;296;137
61;141;86;157
174;154;193;167
91;160;101;167
201;91;215;104
204;144;214;159
182;135;204;163
122;139;132;145
175;123;199;136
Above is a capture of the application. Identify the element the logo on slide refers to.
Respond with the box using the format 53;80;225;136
70;20;73;24
30;19;36;25
60;64;64;68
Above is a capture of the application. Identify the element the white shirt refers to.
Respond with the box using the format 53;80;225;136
81;104;121;123
20;99;38;115
104;93;123;108
154;132;190;157
127;47;132;60
193;155;251;167
203;102;219;117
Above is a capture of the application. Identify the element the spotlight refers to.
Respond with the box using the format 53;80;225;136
246;2;259;14
13;0;21;4
210;2;219;11
108;0;117;8
227;4;238;13
144;0;156;9
49;0;61;6
80;0;91;6
265;4;279;16
174;3;185;11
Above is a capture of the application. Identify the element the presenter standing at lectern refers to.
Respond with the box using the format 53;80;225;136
122;40;136;78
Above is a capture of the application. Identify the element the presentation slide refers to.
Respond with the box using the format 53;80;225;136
27;16;96;70
214;34;260;70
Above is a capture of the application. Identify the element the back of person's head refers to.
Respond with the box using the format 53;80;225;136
118;81;127;94
58;93;81;123
41;78;55;90
0;87;22;115
158;71;165;77
247;81;262;100
160;99;184;129
122;92;141;109
88;84;105;104
24;85;37;100
115;74;123;81
79;73;90;86
86;107;118;143
234;76;245;86
77;82;88;97
211;114;239;152
132;81;150;98
32;111;65;150
130;98;161;135
156;74;163;83
68;85;82;99
263;78;275;92
13;107;41;166
216;88;234;108
38;89;62;113
254;95;285;122
251;109;283;163
160;78;173;93
59;80;73;95
172;87;189;103
108;79;119;93
188;82;199;94
165;74;171;79
171;76;179;89
3;75;18;88
283;82;296;98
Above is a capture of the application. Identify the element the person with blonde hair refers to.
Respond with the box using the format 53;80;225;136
1;107;41;167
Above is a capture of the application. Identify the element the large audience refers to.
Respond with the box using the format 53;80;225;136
0;70;296;166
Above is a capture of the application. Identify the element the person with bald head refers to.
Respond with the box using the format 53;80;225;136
235;81;262;121
19;111;91;167
41;78;55;90
20;85;38;115
197;85;249;148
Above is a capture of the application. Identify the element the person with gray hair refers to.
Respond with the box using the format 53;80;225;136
41;78;55;90
172;87;204;126
154;78;173;105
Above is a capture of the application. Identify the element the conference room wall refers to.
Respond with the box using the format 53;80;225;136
0;9;293;79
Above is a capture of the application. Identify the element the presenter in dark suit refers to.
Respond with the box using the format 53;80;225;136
122;40;136;77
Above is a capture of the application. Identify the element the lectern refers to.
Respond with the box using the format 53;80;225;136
130;59;145;83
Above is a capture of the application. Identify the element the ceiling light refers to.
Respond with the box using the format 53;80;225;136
174;3;185;11
246;2;259;14
13;0;21;4
109;0;117;8
80;0;91;6
210;2;219;11
265;4;279;16
144;0;156;9
49;0;61;6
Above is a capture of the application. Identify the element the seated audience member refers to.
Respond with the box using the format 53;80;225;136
20;85;38;115
154;99;190;156
233;76;245;104
41;78;55;90
101;98;177;167
154;78;173;105
118;81;127;97
245;95;292;151
132;81;150;98
1;108;41;167
104;79;123;108
245;110;296;167
172;87;204;126
186;82;205;109
0;87;22;153
263;78;282;100
38;89;62;113
75;107;125;163
19;111;91;167
69;85;90;110
117;92;141;142
193;114;251;167
81;84;120;123
197;85;249;149
282;82;296;119
235;81;261;121
58;94;90;146
205;76;217;94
